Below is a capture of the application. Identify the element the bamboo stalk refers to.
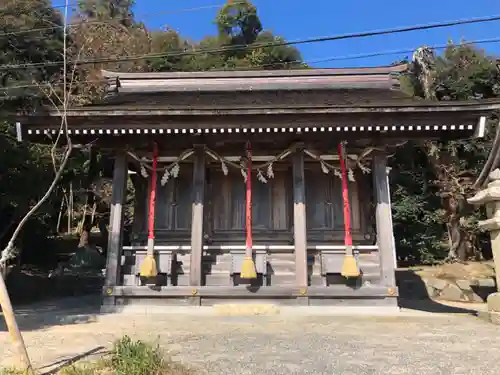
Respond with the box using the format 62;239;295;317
56;196;64;234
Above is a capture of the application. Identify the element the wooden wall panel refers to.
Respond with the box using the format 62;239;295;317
153;164;193;231
130;174;147;235
209;167;291;233
304;164;361;233
272;172;289;230
136;159;369;243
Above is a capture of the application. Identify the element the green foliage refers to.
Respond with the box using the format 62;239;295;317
392;43;500;263
111;336;166;375
0;368;25;375
433;43;500;100
216;0;262;45
0;0;66;108
78;0;136;27
104;336;194;375
59;363;101;375
391;144;447;264
147;0;303;72
0;120;58;260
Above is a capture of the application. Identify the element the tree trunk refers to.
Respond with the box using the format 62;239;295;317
78;148;99;248
424;143;479;262
68;182;73;233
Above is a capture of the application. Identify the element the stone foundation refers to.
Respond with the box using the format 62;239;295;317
397;270;496;303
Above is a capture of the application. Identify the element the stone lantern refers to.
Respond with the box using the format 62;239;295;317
468;169;500;323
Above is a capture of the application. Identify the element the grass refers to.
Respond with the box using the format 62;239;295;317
0;369;25;375
2;336;196;375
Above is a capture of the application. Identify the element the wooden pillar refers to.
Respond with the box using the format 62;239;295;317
103;151;128;305
293;147;308;290
372;152;397;287
189;145;205;291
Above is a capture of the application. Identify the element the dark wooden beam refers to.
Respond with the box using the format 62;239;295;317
292;146;308;289
189;145;205;289
20;108;487;129
107;285;397;298
372;152;397;288
103;151;128;305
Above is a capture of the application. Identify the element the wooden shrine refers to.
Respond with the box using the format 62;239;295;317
14;64;500;308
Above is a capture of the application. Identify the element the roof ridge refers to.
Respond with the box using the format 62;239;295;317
101;63;409;81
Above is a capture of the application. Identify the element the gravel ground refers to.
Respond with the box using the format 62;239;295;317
1;298;500;375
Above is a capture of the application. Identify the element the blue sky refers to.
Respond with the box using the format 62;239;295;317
67;0;500;68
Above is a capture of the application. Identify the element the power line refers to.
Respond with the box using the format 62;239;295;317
0;1;78;12
2;13;500;71
3;36;500;92
305;36;500;65
0;2;242;37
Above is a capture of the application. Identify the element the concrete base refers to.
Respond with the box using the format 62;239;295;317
100;303;401;316
487;292;500;311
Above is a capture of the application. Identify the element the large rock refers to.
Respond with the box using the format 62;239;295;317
472;278;496;288
456;279;472;291
463;291;485;303
437;284;464;302
426;285;438;298
68;246;106;270
426;277;448;290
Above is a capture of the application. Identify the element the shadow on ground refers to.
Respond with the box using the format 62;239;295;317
37;346;108;375
0;294;104;332
0;266;106;331
396;270;483;316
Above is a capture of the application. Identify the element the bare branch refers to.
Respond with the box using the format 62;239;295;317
1;0;74;267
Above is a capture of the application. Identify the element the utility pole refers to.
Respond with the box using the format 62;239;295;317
0;271;34;374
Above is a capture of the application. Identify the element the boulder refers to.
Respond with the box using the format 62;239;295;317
437;284;464;302
426;277;448;290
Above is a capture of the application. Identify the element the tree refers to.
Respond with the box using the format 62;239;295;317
0;0;69;260
0;0;66;108
213;0;303;69
216;0;262;46
147;0;304;73
78;0;135;27
393;43;500;262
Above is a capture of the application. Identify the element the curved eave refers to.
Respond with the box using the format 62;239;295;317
15;113;491;144
14;99;499;144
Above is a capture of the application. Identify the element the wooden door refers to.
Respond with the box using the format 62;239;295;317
153;164;193;234
209;166;292;242
304;164;361;241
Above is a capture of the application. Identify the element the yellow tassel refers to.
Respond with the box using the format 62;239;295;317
240;256;257;279
341;254;360;278
139;254;158;277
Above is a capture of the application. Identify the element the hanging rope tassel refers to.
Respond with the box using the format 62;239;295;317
140;142;159;278
338;142;360;278
240;141;257;279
